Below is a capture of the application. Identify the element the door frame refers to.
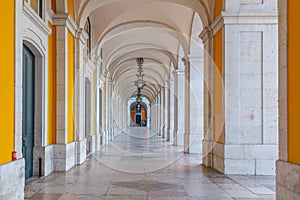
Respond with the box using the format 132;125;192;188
22;40;46;178
22;45;35;179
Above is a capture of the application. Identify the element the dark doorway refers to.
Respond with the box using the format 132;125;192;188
136;115;141;125
22;45;35;180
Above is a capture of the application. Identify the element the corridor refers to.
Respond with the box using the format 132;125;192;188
25;128;275;200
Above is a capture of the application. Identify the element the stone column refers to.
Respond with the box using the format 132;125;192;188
53;15;75;171
173;70;178;146
169;78;174;143
177;69;185;146
189;55;204;154
74;28;87;164
94;60;101;151
158;93;161;135
222;12;278;175
183;57;190;154
102;82;107;144
199;27;214;168
161;87;165;138
110;83;114;139
106;79;112;143
166;80;171;141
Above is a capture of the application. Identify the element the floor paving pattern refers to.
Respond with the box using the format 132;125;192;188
25;128;275;199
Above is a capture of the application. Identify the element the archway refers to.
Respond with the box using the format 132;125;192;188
130;102;147;127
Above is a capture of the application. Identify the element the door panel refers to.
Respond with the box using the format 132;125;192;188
23;45;35;180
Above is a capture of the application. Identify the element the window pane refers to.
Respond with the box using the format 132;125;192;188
30;0;38;13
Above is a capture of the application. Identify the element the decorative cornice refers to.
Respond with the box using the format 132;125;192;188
203;12;278;38
221;12;278;25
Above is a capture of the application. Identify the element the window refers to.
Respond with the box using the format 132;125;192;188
84;17;92;59
30;0;43;18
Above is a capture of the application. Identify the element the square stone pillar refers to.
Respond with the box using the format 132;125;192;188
53;14;76;171
161;87;165;138
166;80;171;141
74;29;88;164
102;82;107;144
158;92;161;135
189;55;204;154
224;13;278;175
200;26;215;168
173;70;178;146
183;57;190;154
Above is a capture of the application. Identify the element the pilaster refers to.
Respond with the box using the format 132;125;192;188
166;80;171;141
183;57;190;154
173;70;179;146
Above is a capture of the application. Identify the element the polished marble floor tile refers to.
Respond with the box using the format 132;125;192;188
25;128;275;200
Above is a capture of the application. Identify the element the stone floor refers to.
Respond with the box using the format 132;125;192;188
25;128;275;199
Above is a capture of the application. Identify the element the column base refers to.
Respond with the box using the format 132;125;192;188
277;160;300;199
184;133;190;154
95;134;101;151
86;135;97;154
102;131;108;145
224;144;277;175
173;129;178;146
202;139;213;168
0;159;25;199
53;142;76;172
33;145;55;176
75;139;86;165
166;128;170;141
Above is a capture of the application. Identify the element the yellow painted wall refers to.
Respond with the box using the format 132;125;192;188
142;107;146;122
48;23;56;145
288;0;300;164
214;0;223;20
214;29;224;144
0;1;15;164
68;31;74;143
68;0;75;20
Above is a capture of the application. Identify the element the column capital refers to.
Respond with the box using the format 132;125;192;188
53;13;77;36
182;56;190;66
199;26;213;42
107;78;113;83
75;28;88;44
172;70;178;76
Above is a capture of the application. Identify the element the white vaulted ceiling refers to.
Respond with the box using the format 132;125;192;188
73;0;214;102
